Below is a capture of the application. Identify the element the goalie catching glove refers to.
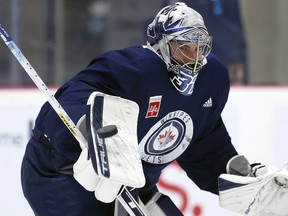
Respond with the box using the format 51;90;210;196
219;155;288;216
73;92;145;203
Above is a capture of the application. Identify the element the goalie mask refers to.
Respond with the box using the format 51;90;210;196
147;2;212;96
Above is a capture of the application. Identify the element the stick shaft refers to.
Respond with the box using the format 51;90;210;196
0;25;86;149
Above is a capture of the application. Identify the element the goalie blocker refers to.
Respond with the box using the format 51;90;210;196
73;92;145;203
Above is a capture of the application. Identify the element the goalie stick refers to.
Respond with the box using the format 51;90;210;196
0;24;146;216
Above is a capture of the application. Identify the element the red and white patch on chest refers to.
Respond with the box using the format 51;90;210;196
145;95;162;118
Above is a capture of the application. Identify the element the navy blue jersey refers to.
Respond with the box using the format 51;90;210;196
34;45;238;195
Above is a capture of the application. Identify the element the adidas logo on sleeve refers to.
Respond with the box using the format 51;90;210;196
203;97;212;107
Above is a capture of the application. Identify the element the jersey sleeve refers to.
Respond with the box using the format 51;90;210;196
35;51;132;159
176;117;238;194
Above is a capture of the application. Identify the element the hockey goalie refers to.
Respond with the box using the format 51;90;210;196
219;155;288;216
12;2;288;216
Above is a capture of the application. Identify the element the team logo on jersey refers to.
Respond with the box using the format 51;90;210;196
139;110;193;164
146;95;162;118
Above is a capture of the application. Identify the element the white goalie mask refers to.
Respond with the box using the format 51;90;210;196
147;2;212;96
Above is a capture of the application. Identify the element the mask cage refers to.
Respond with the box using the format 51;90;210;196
167;27;212;73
